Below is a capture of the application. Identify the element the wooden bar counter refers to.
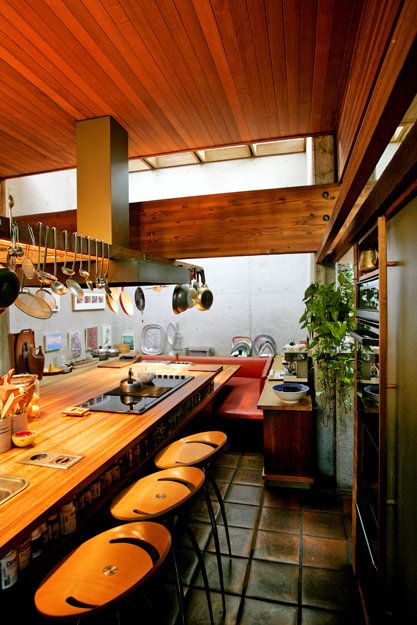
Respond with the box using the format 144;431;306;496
0;361;238;559
258;379;315;485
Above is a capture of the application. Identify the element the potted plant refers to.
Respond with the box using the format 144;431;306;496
299;266;354;423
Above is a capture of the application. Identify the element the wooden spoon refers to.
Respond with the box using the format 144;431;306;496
1;392;21;418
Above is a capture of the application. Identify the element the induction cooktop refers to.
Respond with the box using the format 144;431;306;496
78;374;193;414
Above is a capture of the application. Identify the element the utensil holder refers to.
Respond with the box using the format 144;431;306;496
0;417;12;453
12;412;28;434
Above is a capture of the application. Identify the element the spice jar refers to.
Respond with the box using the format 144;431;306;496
47;512;60;540
0;549;18;589
59;501;76;535
17;538;31;571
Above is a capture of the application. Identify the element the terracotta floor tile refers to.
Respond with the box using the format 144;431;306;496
302;536;349;570
218;502;259;528
207;525;254;558
302;567;357;611
178;520;212;551
233;467;264;486
212;466;236;482
184;589;241;625
263;488;302;510
188;497;220;523
207;479;229;500
240;598;298;625
239;453;264;470
212;451;242;468
254;529;299;564
259;507;301;534
301;491;343;513
193;553;250;595
246;559;299;603
302;510;346;538
225;483;263;506
167;546;198;586
301;606;357;625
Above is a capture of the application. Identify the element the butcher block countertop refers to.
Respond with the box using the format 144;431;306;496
0;361;238;555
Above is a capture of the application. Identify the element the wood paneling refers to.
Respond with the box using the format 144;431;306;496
130;183;340;258
0;0;361;179
317;0;417;263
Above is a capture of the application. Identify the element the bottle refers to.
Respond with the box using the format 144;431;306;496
30;527;43;558
59;502;76;535
17;538;31;571
47;512;60;540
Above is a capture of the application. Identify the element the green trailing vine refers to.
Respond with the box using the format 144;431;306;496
299;265;355;423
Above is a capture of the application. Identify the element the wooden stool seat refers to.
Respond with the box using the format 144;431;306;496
111;466;205;521
154;431;227;468
35;522;171;619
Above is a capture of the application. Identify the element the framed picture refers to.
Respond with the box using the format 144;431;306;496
44;333;63;352
101;325;112;348
121;333;136;351
68;330;82;357
85;327;99;352
72;289;106;311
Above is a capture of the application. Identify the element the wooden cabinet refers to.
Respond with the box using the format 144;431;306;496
258;381;314;484
352;215;390;624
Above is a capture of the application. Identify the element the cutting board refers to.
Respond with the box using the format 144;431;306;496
98;358;137;369
187;364;223;373
13;329;35;373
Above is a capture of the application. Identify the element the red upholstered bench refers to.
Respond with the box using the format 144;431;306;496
141;354;273;421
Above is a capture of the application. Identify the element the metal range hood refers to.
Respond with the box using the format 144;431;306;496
75;116;199;285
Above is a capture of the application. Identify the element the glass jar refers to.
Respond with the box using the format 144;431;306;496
59;502;76;535
0;549;18;589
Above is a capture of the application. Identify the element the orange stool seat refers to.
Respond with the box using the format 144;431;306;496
154;431;227;468
35;522;171;619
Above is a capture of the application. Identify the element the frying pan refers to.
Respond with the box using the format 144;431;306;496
0;264;20;308
134;287;145;312
120;287;134;316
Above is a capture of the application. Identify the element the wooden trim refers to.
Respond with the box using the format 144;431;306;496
329;119;417;262
317;1;417;264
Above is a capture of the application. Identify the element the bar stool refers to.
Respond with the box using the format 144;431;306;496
35;521;171;621
110;466;215;625
154;431;231;611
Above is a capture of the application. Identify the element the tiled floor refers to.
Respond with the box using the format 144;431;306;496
135;445;364;625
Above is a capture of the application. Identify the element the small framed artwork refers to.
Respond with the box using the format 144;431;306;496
72;289;106;311
44;333;63;352
101;325;112;348
68;330;82;357
121;333;136;351
85;327;99;352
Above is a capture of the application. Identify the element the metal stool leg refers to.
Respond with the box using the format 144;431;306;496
171;545;186;625
206;469;232;557
179;513;215;625
203;484;226;613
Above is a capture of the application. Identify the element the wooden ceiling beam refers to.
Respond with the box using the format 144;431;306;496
316;0;417;264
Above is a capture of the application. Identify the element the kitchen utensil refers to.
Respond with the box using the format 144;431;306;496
100;241;113;296
106;287;119;313
359;249;379;272
61;230;75;276
119;368;140;394
21;224;36;280
14;274;52;320
6;222;24;272
172;283;192;314
134;286;145;312
27;345;45;380
35;226;57;310
66;233;84;299
35;223;57;284
50;227;67;295
140;324;166;355
195;270;213;311
272;383;309;403
78;234;89;280
84;236;94;291
1;392;21;418
120;286;134;316
0;263;20;308
13;329;35;373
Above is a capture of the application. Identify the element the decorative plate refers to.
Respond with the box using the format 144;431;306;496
140;324;166;355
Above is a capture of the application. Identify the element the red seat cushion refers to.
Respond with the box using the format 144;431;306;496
217;378;264;421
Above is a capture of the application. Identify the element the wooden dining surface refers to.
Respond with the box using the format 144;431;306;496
0;361;238;555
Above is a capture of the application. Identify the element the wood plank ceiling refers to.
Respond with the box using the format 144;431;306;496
0;0;362;179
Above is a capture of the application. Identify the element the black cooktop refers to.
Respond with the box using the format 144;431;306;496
78;374;193;414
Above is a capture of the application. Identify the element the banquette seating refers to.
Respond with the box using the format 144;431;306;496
141;355;273;421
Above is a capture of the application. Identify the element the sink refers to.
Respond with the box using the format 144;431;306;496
18;451;83;469
0;475;29;505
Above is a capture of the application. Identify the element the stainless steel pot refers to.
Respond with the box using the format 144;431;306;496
195;271;213;311
91;345;120;359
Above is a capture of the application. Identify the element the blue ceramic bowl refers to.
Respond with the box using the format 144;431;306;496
272;383;309;402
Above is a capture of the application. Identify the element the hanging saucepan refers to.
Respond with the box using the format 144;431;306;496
134;287;145;312
172;284;191;314
120;286;134;316
195;271;213;311
0;262;20;308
